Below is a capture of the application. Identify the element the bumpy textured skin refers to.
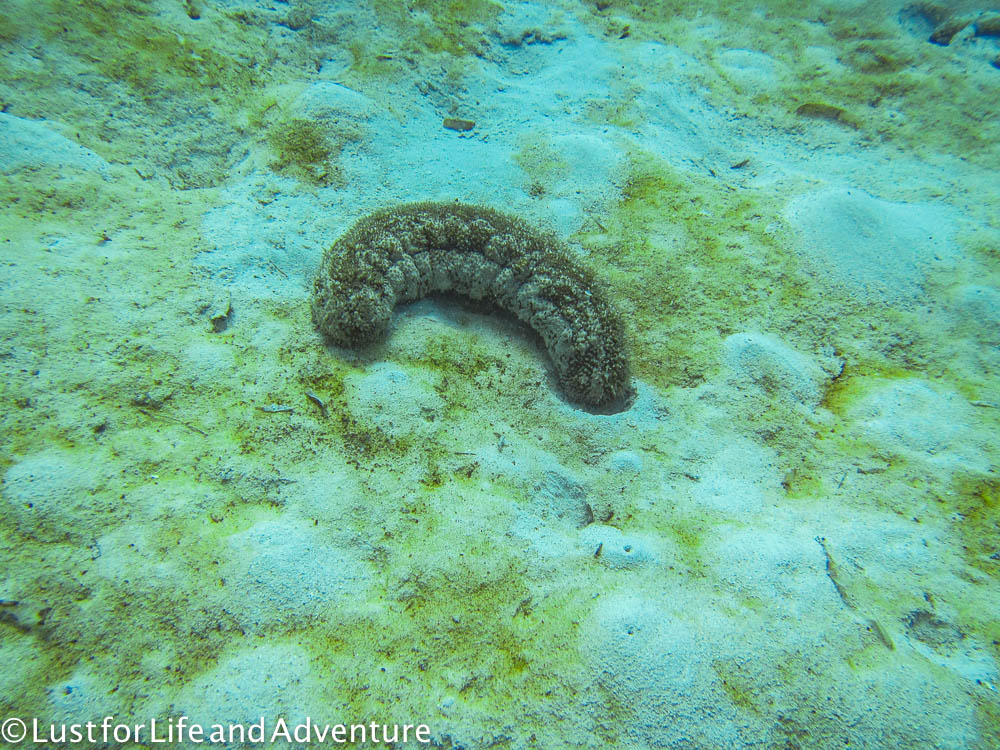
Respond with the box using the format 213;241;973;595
311;202;630;407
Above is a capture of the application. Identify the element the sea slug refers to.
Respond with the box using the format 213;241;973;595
311;202;631;408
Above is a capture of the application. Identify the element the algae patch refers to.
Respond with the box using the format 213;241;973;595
267;118;336;184
372;0;503;58
948;473;1000;578
577;153;806;393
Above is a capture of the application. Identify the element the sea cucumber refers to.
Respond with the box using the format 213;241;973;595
310;202;631;407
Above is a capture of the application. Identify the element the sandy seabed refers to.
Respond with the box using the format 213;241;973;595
1;1;999;748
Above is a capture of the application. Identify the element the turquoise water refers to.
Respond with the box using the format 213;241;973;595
1;1;999;748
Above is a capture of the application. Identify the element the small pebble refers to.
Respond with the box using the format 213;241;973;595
443;118;475;132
